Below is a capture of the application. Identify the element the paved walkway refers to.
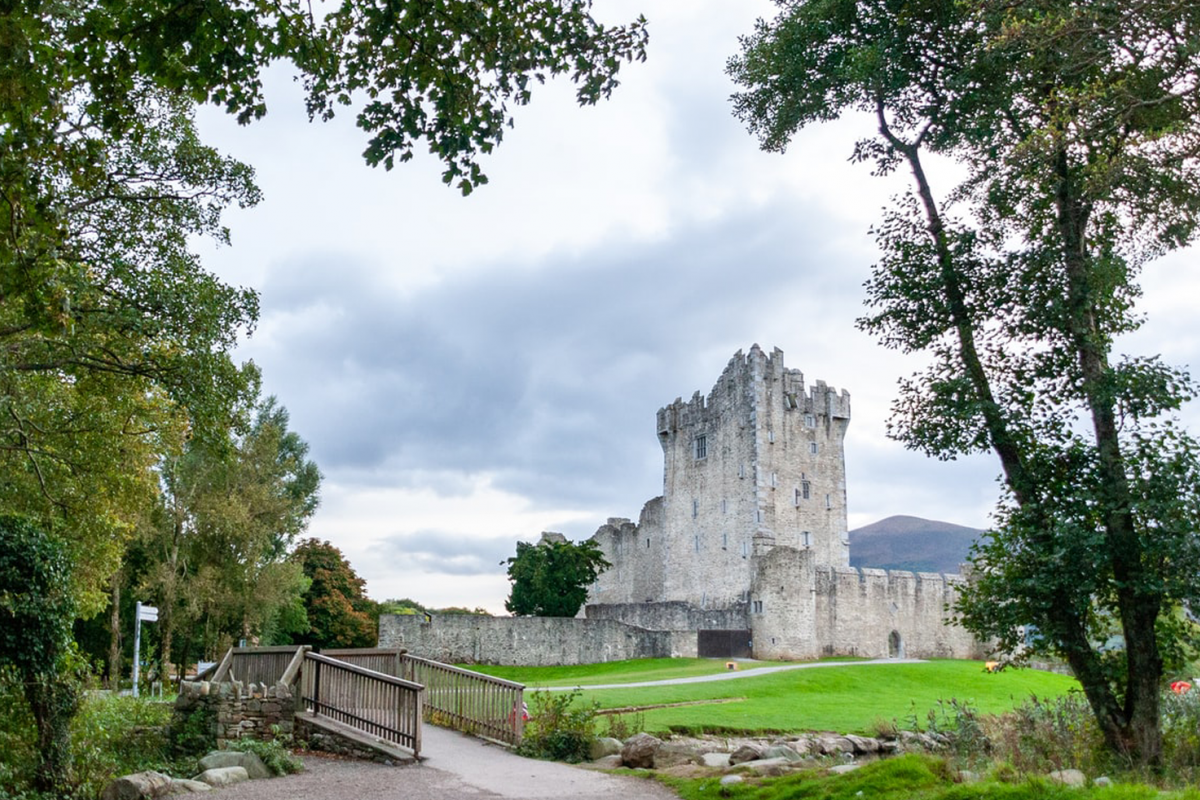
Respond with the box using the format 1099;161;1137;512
544;657;927;690
215;725;679;800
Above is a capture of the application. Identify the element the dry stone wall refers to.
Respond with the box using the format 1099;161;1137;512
174;680;294;748
378;614;672;666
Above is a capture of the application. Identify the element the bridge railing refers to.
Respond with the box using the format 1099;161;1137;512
210;645;304;686
400;655;525;746
299;651;423;757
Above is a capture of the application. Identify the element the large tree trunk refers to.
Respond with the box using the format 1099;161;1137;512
25;671;79;795
1053;147;1164;764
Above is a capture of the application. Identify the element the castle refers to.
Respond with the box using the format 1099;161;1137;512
582;345;980;661
379;346;982;665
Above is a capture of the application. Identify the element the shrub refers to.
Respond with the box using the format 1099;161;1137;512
987;693;1108;777
227;734;303;776
515;689;598;762
70;693;173;799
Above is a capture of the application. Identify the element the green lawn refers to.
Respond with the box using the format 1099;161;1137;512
465;657;792;687
474;658;1079;735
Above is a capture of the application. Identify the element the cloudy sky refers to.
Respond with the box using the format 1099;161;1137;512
194;0;1200;612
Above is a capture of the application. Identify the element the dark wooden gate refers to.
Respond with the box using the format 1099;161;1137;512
697;630;753;658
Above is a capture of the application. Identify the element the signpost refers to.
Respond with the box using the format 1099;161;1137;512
132;601;158;697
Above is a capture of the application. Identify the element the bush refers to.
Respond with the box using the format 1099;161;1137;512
70;693;173;799
515;689;598;762
987;693;1107;777
227;734;303;776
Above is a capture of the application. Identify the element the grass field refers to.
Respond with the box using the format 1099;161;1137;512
473;658;1080;735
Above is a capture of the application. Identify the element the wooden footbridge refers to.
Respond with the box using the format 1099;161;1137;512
202;646;525;759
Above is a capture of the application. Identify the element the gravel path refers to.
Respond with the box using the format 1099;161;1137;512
544;657;927;690
213;725;679;800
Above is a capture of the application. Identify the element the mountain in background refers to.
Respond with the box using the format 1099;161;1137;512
848;515;985;574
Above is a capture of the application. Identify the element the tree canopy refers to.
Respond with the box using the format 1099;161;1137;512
290;538;377;650
504;536;610;617
731;0;1200;764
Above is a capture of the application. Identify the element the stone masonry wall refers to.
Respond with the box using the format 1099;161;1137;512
813;566;982;659
174;680;294;748
378;614;672;666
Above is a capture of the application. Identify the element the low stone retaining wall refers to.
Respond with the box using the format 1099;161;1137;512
175;680;294;747
379;614;672;665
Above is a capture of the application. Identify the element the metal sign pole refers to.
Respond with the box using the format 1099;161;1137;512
132;602;142;698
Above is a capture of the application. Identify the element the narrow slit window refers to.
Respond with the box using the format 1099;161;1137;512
810;442;819;454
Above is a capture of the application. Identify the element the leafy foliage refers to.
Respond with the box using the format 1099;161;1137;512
226;735;303;776
504;538;610;617
730;0;1200;765
514;689;598;762
290;538;377;649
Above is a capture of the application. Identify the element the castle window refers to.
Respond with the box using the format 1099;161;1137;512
810;442;819;454
741;541;749;558
646;538;651;549
694;535;700;553
693;435;707;460
794;488;802;506
738;463;745;479
756;509;764;523
770;472;778;488
805;414;816;427
825;494;833;509
802;531;811;547
768;430;775;443
721;499;728;514
753;600;764;614
722;532;728;549
802;481;811;500
692;499;699;518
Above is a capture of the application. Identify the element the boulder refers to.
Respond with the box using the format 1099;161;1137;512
589;737;623;761
653;743;703;769
1094;776;1112;787
829;763;861;775
591;755;625;770
701;752;731;768
1048;769;1086;787
814;735;855;755
787;737;815;756
167;780;212;794
719;775;745;786
193;767;249;788
729;743;765;765
844;734;880;754
621;733;663;769
198;751;271;780
734;757;794;776
763;745;803;763
101;770;174;800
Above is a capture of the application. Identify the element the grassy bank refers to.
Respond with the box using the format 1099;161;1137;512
658;754;1200;800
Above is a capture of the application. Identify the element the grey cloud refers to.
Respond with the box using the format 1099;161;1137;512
370;531;518;578
247;198;868;512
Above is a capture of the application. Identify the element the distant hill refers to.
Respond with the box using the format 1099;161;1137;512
848;515;984;574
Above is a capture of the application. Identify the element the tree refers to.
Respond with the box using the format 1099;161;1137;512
730;0;1200;764
145;389;321;667
504;537;610;617
290;538;377;649
0;516;79;795
5;0;647;197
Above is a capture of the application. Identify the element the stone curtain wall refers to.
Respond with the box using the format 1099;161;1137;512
175;680;295;748
378;614;672;666
813;566;982;660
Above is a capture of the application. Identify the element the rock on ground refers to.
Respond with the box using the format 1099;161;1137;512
589;738;623;760
199;751;271;780
101;770;174;800
194;766;250;788
621;733;662;769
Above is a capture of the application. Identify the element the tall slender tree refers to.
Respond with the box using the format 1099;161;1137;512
730;0;1200;763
